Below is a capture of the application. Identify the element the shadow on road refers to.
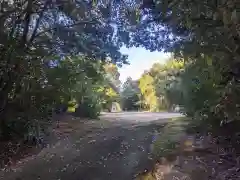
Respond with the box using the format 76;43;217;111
1;113;175;180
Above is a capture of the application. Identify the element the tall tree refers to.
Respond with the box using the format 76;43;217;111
138;73;158;111
123;0;240;126
121;77;141;111
0;0;136;139
98;62;121;111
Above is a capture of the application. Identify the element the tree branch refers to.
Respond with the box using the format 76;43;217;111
22;0;33;45
29;0;50;44
34;20;97;40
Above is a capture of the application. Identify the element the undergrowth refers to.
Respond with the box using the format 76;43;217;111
152;117;189;159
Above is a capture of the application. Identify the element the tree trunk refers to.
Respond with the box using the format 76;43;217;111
0;114;11;140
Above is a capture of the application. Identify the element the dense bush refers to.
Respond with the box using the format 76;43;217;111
75;97;101;119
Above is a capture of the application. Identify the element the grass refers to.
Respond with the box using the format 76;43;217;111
152;117;189;158
136;117;191;180
141;117;240;180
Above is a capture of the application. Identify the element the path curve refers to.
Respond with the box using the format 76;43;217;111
1;112;183;180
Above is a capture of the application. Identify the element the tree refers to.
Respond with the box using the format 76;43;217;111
137;58;184;111
122;0;240;127
99;62;121;111
138;73;158;111
0;1;136;140
121;77;141;111
104;63;121;90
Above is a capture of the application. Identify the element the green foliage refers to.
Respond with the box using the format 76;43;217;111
153;119;187;158
103;63;121;91
138;73;158;111
0;1;131;140
100;63;122;111
122;0;240;130
134;58;184;112
120;58;185;112
178;59;220;116
75;96;101;119
121;77;141;111
1;0;239;142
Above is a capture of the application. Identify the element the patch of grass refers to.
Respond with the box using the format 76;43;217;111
152;117;189;158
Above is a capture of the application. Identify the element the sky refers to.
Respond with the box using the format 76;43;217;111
119;46;170;82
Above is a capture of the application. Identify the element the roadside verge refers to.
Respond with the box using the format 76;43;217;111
136;117;240;180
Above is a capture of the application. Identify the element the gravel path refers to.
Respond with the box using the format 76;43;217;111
1;112;182;180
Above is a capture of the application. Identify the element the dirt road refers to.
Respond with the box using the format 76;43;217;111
1;112;182;180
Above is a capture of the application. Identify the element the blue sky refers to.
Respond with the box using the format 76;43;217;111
119;46;170;82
